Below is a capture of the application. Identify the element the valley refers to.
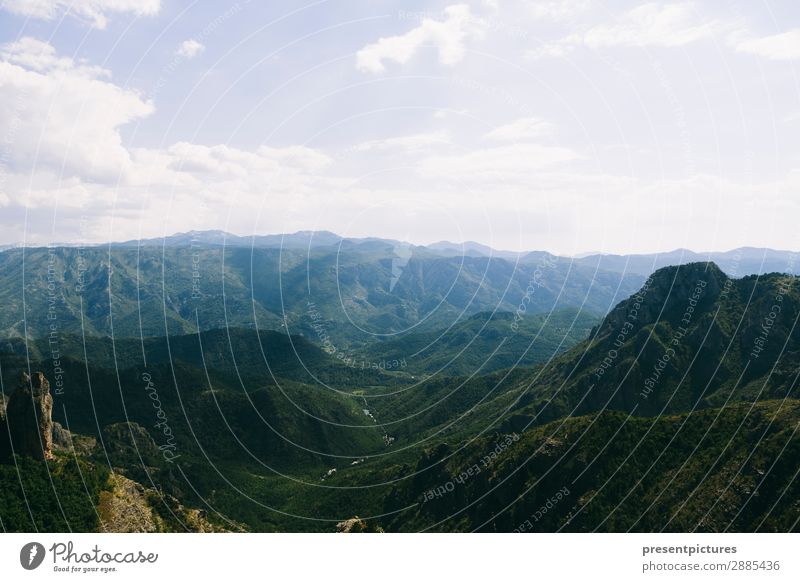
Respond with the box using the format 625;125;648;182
1;238;798;532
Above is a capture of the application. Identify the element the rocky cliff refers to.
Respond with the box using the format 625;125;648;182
0;372;54;460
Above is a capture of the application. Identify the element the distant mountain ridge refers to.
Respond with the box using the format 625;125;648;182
3;230;796;278
0;242;641;342
574;247;797;277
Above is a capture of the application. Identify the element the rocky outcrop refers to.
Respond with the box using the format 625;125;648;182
102;422;162;465
335;516;384;533
98;474;158;533
98;473;235;533
598;262;725;337
51;421;71;448
0;394;8;460
1;372;54;460
51;421;97;456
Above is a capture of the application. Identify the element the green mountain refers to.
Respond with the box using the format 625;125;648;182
326;400;800;532
364;263;800;441
360;308;599;377
0;244;642;343
1;260;798;532
502;262;800;426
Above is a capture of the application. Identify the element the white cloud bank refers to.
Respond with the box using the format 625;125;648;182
356;4;486;73
419;143;580;181
351;131;451;153
0;37;153;182
527;2;728;59
1;0;160;29
735;29;800;61
583;2;725;48
0;37;333;216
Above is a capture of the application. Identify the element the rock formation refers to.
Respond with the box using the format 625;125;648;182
0;394;8;460
2;372;54;460
52;421;72;449
335;516;384;533
98;473;234;533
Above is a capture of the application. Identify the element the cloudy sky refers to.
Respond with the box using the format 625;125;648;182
0;0;798;254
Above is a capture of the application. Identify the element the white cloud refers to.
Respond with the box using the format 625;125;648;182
1;37;97;74
525;38;579;59
583;2;724;49
1;9;797;255
735;29;800;61
0;37;154;183
484;117;555;141
419;143;580;182
433;108;468;119
176;39;205;59
0;37;340;222
524;3;725;59
1;0;160;29
0;37;112;79
527;0;590;22
356;4;486;73
350;131;451;153
164;142;331;178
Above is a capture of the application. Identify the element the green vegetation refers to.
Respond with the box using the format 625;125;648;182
362;308;599;376
0;260;798;532
0;244;641;342
0;455;110;532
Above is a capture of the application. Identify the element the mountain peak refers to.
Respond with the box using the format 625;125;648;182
599;261;726;335
648;260;727;285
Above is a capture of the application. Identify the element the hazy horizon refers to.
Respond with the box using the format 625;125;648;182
2;227;799;258
0;1;797;255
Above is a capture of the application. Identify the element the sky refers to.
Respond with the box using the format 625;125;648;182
0;0;798;255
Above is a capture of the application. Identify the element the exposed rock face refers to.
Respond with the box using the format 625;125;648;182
335;516;384;533
103;422;162;465
4;372;54;460
101;421;163;484
0;394;8;460
52;421;71;449
98;474;159;533
98;473;234;533
51;421;97;456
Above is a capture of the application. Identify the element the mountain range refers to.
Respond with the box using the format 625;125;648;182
1;231;795;347
1;248;798;532
3;229;795;273
0;239;637;343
